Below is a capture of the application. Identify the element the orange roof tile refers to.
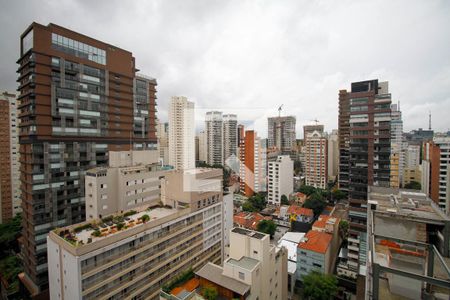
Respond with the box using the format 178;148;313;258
287;205;313;217
298;230;332;254
233;212;272;230
171;278;199;296
313;215;340;229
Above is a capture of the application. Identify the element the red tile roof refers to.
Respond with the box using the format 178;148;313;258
313;215;340;229
233;212;272;230
287;205;313;217
298;230;332;254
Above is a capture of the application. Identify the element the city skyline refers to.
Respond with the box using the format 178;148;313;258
1;0;450;137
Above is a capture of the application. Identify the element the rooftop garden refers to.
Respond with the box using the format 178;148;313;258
57;205;160;246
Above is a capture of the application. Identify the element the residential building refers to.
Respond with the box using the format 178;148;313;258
223;114;238;163
422;137;450;213
327;129;339;181
276;232;305;297
48;168;223;300
305;129;328;189
223;192;234;249
193;228;288;300
297;230;333;280
157;122;169;165
365;186;450;300
205;111;223;165
404;128;434;145
303;124;324;141
390;103;403;188
17;22;157;294
0;91;21;223
267;155;294;205
403;144;421;187
233;212;272;231
287;205;314;223
239;130;266;197
198;130;207;163
268;116;296;153
338;80;392;289
169;96;195;170
85;150;164;220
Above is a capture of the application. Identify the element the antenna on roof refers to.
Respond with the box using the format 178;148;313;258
429;111;432;130
278;104;284;118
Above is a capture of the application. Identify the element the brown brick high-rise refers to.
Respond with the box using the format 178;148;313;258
17;23;157;296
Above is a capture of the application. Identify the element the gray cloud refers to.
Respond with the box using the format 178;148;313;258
1;0;449;137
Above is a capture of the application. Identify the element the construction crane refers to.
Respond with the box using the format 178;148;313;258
278;104;283;117
309;118;320;125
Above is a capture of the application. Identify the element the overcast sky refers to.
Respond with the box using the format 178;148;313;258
1;0;449;137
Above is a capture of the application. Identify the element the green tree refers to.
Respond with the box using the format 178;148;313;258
256;220;277;238
332;189;347;201
242;201;257;212
303;192;327;216
280;194;289;205
0;255;23;294
298;185;317;196
202;286;218;300
248;193;267;211
339;220;349;240
141;214;150;223
405;181;421;190
302;271;338;300
0;214;22;256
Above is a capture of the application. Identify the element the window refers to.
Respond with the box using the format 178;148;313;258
22;29;33;55
238;272;245;280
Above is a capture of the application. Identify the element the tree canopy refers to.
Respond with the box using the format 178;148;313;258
303;192;327;216
202;286;218;300
297;185;317;196
280;194;289;205
404;181;421;190
256;220;277;238
332;189;347;201
302;271;338;300
0;214;22;256
242;193;267;212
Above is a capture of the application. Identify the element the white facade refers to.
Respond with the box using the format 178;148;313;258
205;111;223;166
327;129;339;181
157;122;169;165
434;137;450;213
223;192;234;248
223;114;238;163
268;155;294;205
198;130;207;163
85;150;165;220
305;130;328;189
169;96;195;170
391;104;404;185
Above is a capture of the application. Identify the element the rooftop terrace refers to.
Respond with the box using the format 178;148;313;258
53;204;185;248
227;256;260;271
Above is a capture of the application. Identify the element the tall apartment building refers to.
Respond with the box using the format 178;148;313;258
48;168;223;300
338;80;392;282
198;130;207;163
85;150;164;220
157;121;169;165
205;111;223;165
303;124;324;141
390;103;403;188
305;129;328;189
0;91;21;223
223;114;238;163
239;130;266;197
267;116;296;153
268;155;294;205
16;23;157;294
169;96;195;170
327;129;339;181
403;144;421;187
422;138;450;213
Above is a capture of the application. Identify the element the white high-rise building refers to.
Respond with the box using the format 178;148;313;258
267;116;296;153
157;122;169;165
205;111;223;166
433;137;450;213
198;130;207;163
223;114;238;163
327;129;339;181
268;155;294;205
305;130;328;189
169;96;195;170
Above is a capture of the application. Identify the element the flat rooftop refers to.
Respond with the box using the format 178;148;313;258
53;205;183;248
231;227;267;239
227;256;260;271
368;186;449;224
195;263;250;296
